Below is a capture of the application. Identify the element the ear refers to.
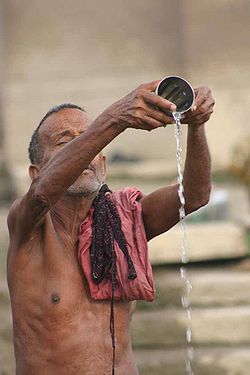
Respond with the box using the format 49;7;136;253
29;164;40;181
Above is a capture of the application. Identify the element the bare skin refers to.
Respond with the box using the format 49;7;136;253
7;80;215;375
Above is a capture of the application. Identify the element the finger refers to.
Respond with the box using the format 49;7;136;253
196;98;215;116
192;94;206;112
192;87;210;110
145;106;174;124
186;108;210;122
183;95;214;123
143;115;164;130
141;80;161;92
206;97;215;110
143;91;177;112
191;93;214;114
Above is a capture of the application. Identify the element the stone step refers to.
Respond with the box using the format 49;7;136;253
131;306;250;348
148;222;248;264
137;267;250;309
0;341;15;375
0;303;13;343
0;281;9;306
0;302;15;375
134;347;250;375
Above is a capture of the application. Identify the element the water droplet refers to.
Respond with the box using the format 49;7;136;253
187;346;194;361
187;328;192;343
180;267;186;279
181;296;187;307
181;253;189;263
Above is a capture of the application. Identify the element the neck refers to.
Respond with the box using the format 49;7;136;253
51;191;97;240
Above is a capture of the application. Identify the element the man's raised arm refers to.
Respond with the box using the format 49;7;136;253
141;86;215;240
7;80;177;243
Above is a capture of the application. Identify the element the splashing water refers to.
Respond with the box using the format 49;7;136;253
173;112;194;375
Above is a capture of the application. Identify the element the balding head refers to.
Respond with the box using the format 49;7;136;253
28;103;86;165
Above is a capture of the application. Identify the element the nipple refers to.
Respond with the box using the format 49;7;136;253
51;293;61;304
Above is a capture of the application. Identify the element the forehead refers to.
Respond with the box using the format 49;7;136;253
39;108;92;140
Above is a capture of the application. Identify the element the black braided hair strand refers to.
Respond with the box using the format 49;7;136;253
90;184;137;375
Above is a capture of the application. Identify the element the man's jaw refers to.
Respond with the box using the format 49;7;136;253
65;177;102;198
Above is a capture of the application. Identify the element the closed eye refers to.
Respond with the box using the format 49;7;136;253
56;138;73;146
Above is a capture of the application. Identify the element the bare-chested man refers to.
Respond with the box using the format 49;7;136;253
7;80;214;375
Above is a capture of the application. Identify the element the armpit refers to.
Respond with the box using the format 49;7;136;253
7;188;50;243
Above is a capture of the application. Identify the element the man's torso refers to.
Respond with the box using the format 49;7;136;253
7;209;138;375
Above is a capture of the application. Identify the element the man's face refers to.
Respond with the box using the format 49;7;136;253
36;108;106;197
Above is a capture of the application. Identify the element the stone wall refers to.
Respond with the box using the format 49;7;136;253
1;0;250;190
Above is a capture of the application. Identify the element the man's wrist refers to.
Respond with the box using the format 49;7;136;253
187;123;205;133
94;109;127;137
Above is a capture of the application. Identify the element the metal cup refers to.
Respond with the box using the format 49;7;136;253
155;75;195;115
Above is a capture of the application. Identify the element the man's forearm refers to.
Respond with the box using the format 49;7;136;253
183;124;212;214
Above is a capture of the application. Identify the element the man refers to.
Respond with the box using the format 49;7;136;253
7;80;214;375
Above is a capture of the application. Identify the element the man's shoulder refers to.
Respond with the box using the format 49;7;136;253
7;197;23;231
8;197;22;212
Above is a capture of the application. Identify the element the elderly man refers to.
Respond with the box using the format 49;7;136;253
7;80;214;375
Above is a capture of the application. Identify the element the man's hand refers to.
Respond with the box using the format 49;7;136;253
104;80;176;131
182;86;215;127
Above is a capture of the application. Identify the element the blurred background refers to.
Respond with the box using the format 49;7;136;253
0;0;250;374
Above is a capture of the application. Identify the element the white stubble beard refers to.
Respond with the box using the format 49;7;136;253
65;168;104;198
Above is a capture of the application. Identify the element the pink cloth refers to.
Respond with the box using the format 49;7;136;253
78;187;155;302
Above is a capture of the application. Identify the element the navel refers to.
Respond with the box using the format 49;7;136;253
51;293;61;305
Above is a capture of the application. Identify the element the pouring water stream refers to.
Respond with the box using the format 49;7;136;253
172;112;194;375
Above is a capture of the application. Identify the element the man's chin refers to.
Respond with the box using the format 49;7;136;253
65;181;102;198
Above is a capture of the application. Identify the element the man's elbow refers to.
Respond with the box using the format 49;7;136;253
186;185;212;213
197;193;210;209
28;179;51;211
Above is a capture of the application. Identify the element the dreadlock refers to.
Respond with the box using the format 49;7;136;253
90;184;137;375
